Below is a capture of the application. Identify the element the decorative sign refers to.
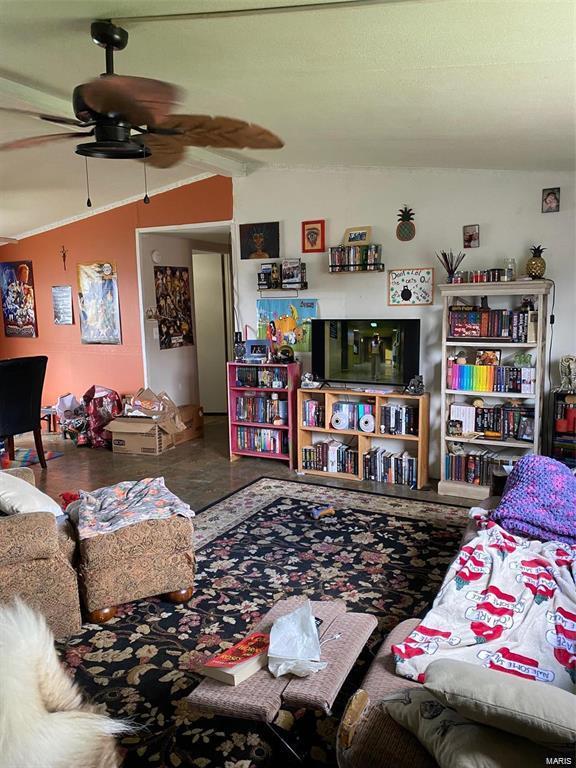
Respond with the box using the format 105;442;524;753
52;285;74;325
388;267;434;306
0;261;38;337
77;262;122;344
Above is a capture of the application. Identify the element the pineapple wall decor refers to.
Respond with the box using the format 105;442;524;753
527;244;547;279
396;205;416;241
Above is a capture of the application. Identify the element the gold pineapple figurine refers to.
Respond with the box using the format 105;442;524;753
526;244;546;279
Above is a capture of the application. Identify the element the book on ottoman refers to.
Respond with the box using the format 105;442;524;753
201;633;270;686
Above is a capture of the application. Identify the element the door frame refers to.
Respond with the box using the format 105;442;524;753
135;220;236;389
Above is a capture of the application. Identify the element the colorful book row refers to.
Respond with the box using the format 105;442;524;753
447;363;535;394
445;452;522;486
380;405;418;436
332;401;375;430
449;404;535;441
302;399;325;428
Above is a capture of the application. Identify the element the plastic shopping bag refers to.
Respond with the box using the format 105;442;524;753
268;600;328;678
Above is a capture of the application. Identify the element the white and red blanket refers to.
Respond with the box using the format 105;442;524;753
392;521;576;691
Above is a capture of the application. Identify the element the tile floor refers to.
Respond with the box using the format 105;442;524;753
28;416;469;510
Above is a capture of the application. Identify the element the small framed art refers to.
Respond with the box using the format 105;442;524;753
301;220;325;253
542;188;560;213
463;224;480;249
343;226;372;245
475;349;501;366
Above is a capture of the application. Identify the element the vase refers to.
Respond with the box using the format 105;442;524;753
526;255;546;279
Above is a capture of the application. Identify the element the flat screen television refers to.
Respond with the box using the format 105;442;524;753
311;319;420;387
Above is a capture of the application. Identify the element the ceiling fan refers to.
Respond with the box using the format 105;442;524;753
0;20;284;169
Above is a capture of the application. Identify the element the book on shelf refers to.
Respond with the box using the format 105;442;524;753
302;399;325;427
236;426;288;455
448;307;537;342
236;395;287;425
449;403;535;442
380;404;418;435
447;363;535;394
445;445;523;486
301;441;358;474
201;633;270;686
363;448;417;487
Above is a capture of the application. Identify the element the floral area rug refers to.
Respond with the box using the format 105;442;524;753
57;478;468;768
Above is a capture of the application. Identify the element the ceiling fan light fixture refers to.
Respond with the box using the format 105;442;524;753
75;140;151;160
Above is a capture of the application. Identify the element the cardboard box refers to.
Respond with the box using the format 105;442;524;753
107;417;178;456
174;404;204;445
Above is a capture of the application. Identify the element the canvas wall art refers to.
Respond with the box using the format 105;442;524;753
154;265;194;350
239;221;280;260
256;297;318;352
77;262;122;344
0;261;38;337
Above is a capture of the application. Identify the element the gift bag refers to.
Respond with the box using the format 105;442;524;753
83;385;122;448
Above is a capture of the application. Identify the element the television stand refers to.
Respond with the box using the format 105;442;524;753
297;387;429;489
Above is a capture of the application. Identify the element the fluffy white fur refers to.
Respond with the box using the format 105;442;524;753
0;599;131;768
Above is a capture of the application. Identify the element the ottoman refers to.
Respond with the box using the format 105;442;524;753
77;516;195;622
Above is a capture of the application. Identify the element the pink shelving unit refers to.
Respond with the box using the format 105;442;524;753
227;362;301;469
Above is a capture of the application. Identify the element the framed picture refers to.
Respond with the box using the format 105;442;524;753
154;266;194;350
475;349;501;366
301;220;325;253
281;258;302;287
463;224;480;249
245;339;272;358
239;221;280;259
77;262;122;344
517;415;535;442
51;285;74;325
0;261;38;337
388;267;434;306
542;187;560;213
343;226;372;245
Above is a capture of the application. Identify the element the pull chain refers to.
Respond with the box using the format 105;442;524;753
84;157;92;208
143;155;150;204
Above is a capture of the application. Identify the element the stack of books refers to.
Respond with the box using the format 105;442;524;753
301;440;358;474
236;426;288;455
445;447;522;485
363;448;417;487
380;404;418;435
448;307;537;342
302;399;325;427
449;403;535;441
236;395;287;425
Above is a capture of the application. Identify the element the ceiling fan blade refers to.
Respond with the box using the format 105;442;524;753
0;107;88;127
0;132;93;151
153;114;284;150
136;133;185;168
81;76;182;127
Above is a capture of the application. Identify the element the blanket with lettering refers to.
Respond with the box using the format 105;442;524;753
392;521;576;691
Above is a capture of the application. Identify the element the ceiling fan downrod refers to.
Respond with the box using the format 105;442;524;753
90;20;128;76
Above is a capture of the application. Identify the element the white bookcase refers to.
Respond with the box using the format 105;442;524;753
438;280;551;500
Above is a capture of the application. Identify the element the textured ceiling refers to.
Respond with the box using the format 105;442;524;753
0;0;574;238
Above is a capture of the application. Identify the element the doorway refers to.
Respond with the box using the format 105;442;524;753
136;223;233;413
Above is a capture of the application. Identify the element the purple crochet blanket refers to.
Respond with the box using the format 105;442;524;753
491;455;576;544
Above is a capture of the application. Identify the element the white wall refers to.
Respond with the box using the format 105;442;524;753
139;233;199;406
192;251;228;412
233;167;575;475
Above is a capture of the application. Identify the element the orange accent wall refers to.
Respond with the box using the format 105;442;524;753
0;175;232;404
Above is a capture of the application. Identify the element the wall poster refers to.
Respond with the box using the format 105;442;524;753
388;267;434;306
154;265;194;350
256;298;318;352
52;285;74;325
77;262;122;344
0;260;38;337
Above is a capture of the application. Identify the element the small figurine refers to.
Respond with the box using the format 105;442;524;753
404;375;424;395
309;506;336;520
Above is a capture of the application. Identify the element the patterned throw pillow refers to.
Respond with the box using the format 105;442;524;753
385;688;551;768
